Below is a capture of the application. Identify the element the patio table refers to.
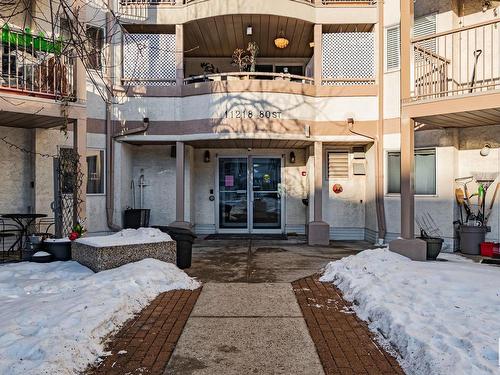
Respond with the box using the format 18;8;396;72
1;214;47;253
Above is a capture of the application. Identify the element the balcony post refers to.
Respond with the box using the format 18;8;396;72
170;141;191;229
74;0;87;103
308;141;330;245
175;24;184;87
313;24;322;86
400;0;414;239
389;0;426;261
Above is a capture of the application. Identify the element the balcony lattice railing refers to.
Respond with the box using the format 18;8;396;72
1;25;75;99
412;18;500;101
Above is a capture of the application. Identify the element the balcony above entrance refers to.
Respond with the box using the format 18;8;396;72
119;15;377;97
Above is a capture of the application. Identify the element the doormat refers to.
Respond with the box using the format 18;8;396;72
204;234;288;240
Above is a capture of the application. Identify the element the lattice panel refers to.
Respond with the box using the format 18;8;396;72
123;33;176;86
322;32;375;84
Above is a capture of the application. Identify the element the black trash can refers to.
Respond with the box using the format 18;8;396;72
124;209;151;229
154;226;196;269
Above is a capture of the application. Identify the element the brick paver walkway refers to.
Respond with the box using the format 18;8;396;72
87;288;201;375
293;277;404;375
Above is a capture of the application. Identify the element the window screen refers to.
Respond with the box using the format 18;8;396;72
387;149;436;195
328;152;349;179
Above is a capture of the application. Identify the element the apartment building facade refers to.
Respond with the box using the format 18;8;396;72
0;0;498;249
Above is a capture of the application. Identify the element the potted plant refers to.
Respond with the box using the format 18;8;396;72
231;48;250;79
247;41;259;73
44;222;85;261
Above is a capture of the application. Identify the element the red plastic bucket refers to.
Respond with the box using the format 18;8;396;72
480;242;495;257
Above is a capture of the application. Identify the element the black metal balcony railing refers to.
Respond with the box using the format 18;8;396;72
412;18;500;101
1;25;75;99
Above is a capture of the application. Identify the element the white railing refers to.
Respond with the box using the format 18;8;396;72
122;73;377;87
183;72;315;85
322;0;376;4
120;0;375;6
0;26;75;99
412;18;500;101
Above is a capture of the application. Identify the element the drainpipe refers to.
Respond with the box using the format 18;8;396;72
375;0;387;242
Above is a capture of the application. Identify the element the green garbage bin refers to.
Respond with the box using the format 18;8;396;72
154;226;196;269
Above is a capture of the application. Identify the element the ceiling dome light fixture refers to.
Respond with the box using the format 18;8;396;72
274;30;289;49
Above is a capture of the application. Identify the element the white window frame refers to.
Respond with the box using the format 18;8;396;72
85;24;105;71
385;148;438;197
385;24;401;72
86;148;106;196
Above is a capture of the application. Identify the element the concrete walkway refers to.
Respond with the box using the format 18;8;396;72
164;239;374;374
164;283;324;374
185;237;369;283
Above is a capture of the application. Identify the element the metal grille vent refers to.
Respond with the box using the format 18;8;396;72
328;152;349;179
322;32;375;85
123;33;176;86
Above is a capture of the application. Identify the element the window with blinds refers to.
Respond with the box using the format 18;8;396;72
327;152;349;179
414;13;437;56
386;25;400;70
387;149;436;195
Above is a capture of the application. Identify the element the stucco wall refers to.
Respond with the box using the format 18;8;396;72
128;145;177;227
0;127;33;214
323;151;367;239
114;93;378;124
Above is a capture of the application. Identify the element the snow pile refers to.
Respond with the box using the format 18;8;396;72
321;249;500;375
0;259;200;375
76;228;172;247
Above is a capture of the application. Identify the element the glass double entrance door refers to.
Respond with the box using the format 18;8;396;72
218;157;283;233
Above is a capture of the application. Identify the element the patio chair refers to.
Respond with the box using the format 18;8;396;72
0;218;21;261
31;217;55;238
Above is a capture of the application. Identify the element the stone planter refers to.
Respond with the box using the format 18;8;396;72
71;241;176;272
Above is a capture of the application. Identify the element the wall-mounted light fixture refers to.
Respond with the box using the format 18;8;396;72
204;150;211;163
480;144;491;157
247;25;253;36
289;151;296;164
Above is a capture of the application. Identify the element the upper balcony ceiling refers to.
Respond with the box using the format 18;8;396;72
184;14;373;58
